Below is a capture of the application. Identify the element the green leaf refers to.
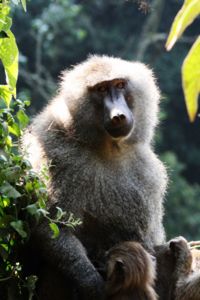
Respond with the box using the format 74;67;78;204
166;0;200;51
4;165;21;182
21;0;27;12
5;135;12;147
0;154;7;162
10;220;27;238
0;85;12;107
182;36;200;122
8;122;21;137
17;109;29;128
25;181;33;192
0;4;12;32
0;182;21;198
56;206;66;220
26;204;38;216
38;208;49;216
0;30;19;99
2;197;10;207
49;222;60;239
2;121;8;135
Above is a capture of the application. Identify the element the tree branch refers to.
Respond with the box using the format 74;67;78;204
135;0;165;60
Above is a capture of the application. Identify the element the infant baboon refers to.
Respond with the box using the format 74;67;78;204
155;237;200;300
106;241;157;300
22;55;167;299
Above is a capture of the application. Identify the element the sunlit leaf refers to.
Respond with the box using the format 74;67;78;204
182;36;200;122
21;0;27;12
0;154;7;162
0;85;12;107
8;123;21;137
17;109;29;128
49;222;60;239
2;197;10;207
0;4;12;32
166;0;200;51
56;206;66;221
0;30;19;99
5;135;12;147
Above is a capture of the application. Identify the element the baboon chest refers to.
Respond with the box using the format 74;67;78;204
52;156;154;243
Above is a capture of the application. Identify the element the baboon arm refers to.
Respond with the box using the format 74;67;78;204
176;273;200;300
33;224;104;299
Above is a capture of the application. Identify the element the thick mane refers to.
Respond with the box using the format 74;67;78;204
59;55;161;144
61;55;159;95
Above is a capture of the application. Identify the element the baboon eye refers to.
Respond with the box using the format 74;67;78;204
97;85;107;93
116;81;125;89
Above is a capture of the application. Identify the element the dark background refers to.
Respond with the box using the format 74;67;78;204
13;0;200;240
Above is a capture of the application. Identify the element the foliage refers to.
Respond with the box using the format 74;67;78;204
182;37;200;122
162;152;200;240
166;0;200;122
0;1;18;106
0;1;81;298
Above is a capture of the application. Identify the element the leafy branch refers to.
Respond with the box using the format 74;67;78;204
0;1;81;297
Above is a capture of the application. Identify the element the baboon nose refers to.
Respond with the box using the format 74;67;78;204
111;114;126;125
104;108;133;138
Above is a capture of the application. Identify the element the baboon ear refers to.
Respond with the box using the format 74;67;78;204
114;258;124;273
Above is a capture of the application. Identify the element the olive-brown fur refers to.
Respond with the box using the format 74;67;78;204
22;55;168;299
155;237;200;300
106;241;157;300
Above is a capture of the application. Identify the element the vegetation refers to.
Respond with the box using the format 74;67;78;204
0;0;200;298
166;0;200;122
0;1;81;298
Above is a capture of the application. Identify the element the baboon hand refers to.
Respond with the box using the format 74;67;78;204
169;236;189;257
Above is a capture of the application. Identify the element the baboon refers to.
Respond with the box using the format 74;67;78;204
155;237;200;300
22;55;168;299
106;241;157;300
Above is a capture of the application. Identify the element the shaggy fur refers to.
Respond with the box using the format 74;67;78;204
106;241;157;300
155;237;200;300
22;55;168;300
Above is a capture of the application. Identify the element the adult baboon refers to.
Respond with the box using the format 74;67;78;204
22;55;167;299
106;241;157;300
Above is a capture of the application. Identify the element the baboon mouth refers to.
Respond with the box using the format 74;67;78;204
105;125;133;139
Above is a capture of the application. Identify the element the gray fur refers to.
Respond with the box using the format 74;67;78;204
22;55;168;299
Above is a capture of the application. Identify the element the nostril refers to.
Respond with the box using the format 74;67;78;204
112;115;120;125
119;114;126;121
112;114;126;125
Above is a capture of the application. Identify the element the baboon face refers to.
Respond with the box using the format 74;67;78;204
89;78;134;139
61;56;160;145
